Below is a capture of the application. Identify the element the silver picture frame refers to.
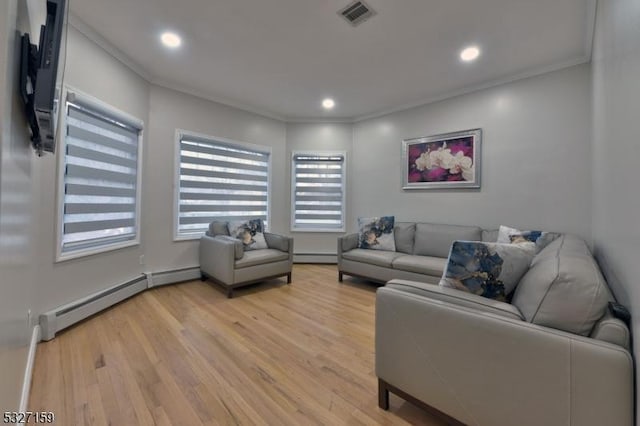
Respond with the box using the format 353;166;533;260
402;128;481;190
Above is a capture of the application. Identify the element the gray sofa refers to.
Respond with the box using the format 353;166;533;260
354;223;633;425
338;222;495;284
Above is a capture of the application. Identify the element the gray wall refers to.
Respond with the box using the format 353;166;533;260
351;64;592;240
0;0;37;411
285;122;352;255
143;85;286;272
33;24;150;314
591;0;640;415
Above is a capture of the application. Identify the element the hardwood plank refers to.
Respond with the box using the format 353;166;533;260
29;264;447;425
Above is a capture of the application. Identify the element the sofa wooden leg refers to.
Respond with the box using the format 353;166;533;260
378;379;389;410
338;271;343;282
200;273;207;282
287;273;292;284
226;288;234;298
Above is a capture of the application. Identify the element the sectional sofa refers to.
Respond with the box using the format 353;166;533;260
338;222;494;284
338;222;633;425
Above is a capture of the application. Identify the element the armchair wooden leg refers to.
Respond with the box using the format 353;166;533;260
287;272;292;284
338;271;343;282
378;379;389;410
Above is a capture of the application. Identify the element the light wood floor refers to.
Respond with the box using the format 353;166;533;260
29;264;447;425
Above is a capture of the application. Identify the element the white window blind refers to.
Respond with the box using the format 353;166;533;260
177;134;270;236
60;98;141;255
291;153;345;231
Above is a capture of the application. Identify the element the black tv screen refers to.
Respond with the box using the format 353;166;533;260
20;0;67;156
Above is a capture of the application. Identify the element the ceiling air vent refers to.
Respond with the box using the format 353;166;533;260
339;1;376;27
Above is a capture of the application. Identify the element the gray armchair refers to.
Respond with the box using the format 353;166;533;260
200;230;293;298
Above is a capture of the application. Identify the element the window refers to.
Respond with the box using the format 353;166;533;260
57;90;143;260
176;131;270;239
291;152;346;232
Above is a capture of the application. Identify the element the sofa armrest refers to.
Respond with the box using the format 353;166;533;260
264;232;293;254
385;279;524;321
338;233;359;254
376;287;633;426
199;234;236;285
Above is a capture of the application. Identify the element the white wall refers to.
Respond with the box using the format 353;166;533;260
591;0;640;416
351;64;592;240
33;24;150;314
285;122;352;255
0;0;37;411
143;85;286;272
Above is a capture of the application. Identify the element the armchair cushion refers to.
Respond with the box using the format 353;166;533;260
235;249;289;269
209;221;230;236
229;219;268;251
264;232;290;252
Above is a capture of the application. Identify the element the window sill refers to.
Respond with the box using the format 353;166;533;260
56;239;139;263
290;227;346;233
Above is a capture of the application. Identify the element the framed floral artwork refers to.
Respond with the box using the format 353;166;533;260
402;128;481;189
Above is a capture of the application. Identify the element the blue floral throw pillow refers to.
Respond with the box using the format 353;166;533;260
497;225;559;253
228;219;268;251
357;216;396;251
439;240;536;302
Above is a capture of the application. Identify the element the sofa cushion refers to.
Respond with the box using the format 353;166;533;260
358;216;396;251
228;219;268;251
209;221;230;236
394;222;416;254
342;248;403;268
392;255;447;277
234;249;289;269
482;229;499;242
511;235;610;336
439;240;536;302
413;223;482;258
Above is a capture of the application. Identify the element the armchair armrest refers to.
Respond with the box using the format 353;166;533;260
385;279;524;321
376;287;633;426
199;234;236;285
264;232;293;255
338;233;359;255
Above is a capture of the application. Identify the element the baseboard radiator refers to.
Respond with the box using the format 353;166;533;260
39;266;201;341
39;275;148;341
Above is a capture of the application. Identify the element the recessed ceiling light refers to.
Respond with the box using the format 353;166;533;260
322;98;335;109
460;45;480;62
161;32;182;48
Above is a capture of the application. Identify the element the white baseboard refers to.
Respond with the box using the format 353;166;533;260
293;253;337;264
146;267;201;287
19;325;40;414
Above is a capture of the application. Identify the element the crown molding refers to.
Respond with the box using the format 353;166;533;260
352;56;589;123
68;12;153;82
150;78;286;122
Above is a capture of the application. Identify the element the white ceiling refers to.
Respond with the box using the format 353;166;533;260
70;0;595;121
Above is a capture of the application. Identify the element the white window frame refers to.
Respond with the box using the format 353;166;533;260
55;86;144;262
290;150;347;233
173;129;272;241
